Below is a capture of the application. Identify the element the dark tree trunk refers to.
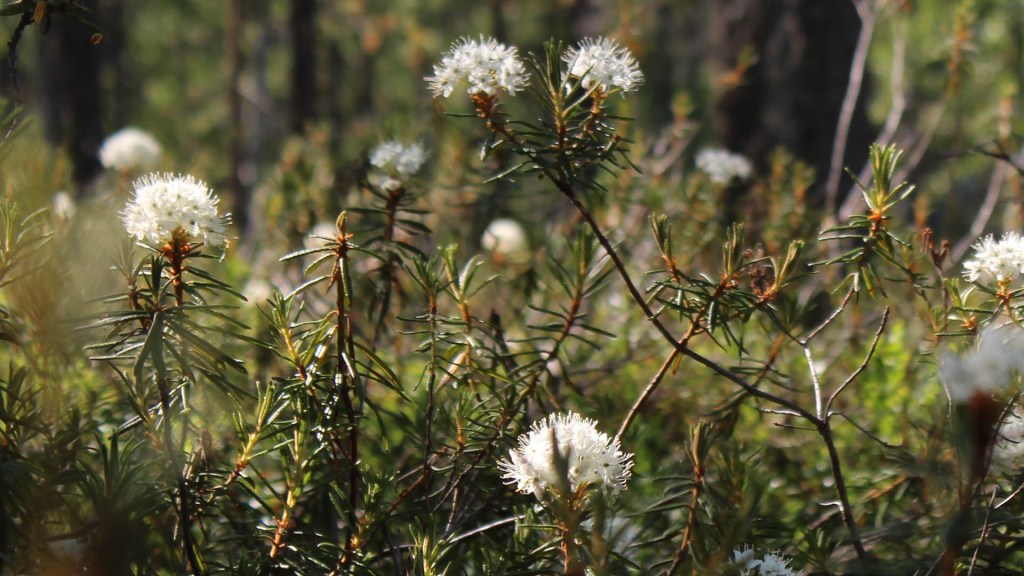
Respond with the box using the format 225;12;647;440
290;0;317;134
40;8;106;192
101;0;130;127
710;0;873;205
550;0;603;45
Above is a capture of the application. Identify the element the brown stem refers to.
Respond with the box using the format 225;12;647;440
617;275;735;441
435;241;588;511
819;419;869;567
333;221;362;566
662;445;705;576
422;293;439;506
163;232;190;307
561;518;584;576
372;183;406;343
824;0;876;221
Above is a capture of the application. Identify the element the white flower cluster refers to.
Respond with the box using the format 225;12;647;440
993;411;1024;476
481;218;530;267
122;173;229;249
370;140;427;178
99;127;162;172
427;36;530;98
563;37;644;93
731;546;803;576
696;148;753;185
963;232;1024;284
498;412;633;500
939;322;1024;403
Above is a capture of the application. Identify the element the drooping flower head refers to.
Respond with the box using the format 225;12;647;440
498;412;633;501
481;218;530;267
563;37;644;94
100;127;162;172
369;140;428;178
939;321;1024;404
940;321;1024;480
122;173;229;249
695;148;753;185
963;232;1024;285
427;36;530;98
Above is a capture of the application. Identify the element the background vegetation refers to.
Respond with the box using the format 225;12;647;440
3;0;1024;574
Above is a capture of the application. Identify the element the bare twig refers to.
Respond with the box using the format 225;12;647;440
839;10;908;219
967;485;999;575
616;348;679;443
834;412;902;449
825;0;877;222
802;288;856;344
818;421;870;566
805;347;825;419
826;306;890;414
951;160;1009;262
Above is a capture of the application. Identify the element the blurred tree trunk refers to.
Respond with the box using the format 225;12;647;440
490;0;508;43
710;0;873;205
290;0;317;134
551;0;602;44
226;0;246;232
40;9;105;192
101;0;130;127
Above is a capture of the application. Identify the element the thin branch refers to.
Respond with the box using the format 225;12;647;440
826;306;890;414
802;288;856;344
834;412;902;450
967;485;999;576
951;160;1009;262
805;347;824;419
825;0;877;221
818;421;870;568
995;481;1024;509
839;10;908;219
616;348;679;443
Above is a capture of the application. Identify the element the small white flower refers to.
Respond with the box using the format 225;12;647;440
939;321;1024;403
754;551;802;576
242;278;274;305
481;218;530;267
122;173;229;249
963;232;1024;284
695;148;753;185
730;547;803;576
563;37;644;93
498;412;633;501
732;545;757;569
370;140;427;178
427;36;530;98
100;127;161;172
52;191;76;222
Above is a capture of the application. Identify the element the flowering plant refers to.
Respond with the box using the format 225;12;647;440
7;11;1024;576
